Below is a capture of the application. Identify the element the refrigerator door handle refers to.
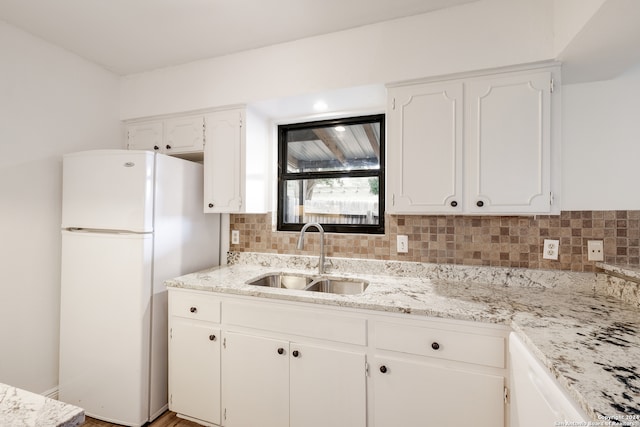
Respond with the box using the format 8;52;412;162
63;228;152;235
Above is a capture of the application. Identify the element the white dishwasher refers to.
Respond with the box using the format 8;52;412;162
509;332;590;427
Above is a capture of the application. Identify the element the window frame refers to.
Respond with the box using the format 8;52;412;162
277;114;385;234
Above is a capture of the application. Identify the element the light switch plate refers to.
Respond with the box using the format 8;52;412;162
543;239;559;260
397;235;408;253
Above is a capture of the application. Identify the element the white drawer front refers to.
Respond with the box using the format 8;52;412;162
224;301;367;345
375;321;505;368
169;290;221;323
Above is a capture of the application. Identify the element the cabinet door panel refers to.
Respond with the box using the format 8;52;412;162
204;110;244;213
373;356;504;427
222;331;289;427
387;82;463;213
466;72;551;213
290;343;366;427
127;122;163;151
169;318;220;424
164;116;204;153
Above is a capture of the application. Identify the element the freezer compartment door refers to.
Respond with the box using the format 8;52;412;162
59;230;153;426
62;149;155;232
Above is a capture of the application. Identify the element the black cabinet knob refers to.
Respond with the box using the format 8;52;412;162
209;334;216;341
166;144;172;150
153;145;159;150
277;347;284;355
189;306;197;313
431;342;440;350
476;200;484;207
379;365;388;374
450;200;458;207
208;203;214;208
292;350;300;358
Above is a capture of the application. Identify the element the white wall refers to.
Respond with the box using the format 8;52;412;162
553;0;606;56
561;63;640;210
0;21;122;394
120;0;554;119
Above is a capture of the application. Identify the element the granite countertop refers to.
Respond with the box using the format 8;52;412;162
0;383;84;427
166;252;640;423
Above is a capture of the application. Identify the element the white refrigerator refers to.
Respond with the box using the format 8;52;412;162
58;149;220;426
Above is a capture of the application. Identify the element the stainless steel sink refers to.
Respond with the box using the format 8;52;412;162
246;273;369;295
305;277;369;295
245;273;313;290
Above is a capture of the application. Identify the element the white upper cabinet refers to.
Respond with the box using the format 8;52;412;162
386;64;558;215
203;107;269;214
466;71;551;213
163;115;205;154
204;109;244;213
126;115;204;158
387;82;463;213
126;121;163;152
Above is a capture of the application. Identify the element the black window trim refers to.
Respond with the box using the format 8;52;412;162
277;113;385;234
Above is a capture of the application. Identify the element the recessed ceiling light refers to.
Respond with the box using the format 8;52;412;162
313;101;328;111
335;126;346;132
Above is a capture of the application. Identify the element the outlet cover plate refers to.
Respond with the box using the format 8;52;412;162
231;230;240;245
587;240;604;261
543;239;559;260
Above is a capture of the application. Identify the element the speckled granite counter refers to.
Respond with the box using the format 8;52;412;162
166;253;640;423
0;383;84;427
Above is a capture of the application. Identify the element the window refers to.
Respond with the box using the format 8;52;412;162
277;114;385;234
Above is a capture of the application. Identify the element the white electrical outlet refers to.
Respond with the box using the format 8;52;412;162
231;230;240;245
397;235;408;253
543;239;559;260
587;240;604;261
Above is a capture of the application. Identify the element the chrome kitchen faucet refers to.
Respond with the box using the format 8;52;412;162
297;222;326;275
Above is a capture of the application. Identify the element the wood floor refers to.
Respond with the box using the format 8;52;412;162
82;411;202;427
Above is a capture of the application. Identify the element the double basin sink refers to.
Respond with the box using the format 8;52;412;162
246;272;368;295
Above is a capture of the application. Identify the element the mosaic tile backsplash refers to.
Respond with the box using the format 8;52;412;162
229;210;640;272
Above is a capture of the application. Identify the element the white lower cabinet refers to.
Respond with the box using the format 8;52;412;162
289;341;366;427
222;332;289;427
372;356;505;427
168;291;514;427
371;319;507;427
170;318;221;425
168;290;222;426
222;331;366;427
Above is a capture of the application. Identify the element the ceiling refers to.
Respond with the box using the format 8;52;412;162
0;0;478;75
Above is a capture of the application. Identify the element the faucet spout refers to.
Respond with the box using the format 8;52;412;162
297;222;326;274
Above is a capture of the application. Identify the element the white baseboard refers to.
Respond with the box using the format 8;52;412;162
150;403;169;422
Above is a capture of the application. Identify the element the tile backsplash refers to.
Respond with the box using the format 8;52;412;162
230;211;640;272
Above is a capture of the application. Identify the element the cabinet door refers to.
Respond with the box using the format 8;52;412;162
127;121;163;152
290;342;366;427
373;356;504;427
204;109;244;213
222;331;289;427
387;82;463;213
466;72;552;213
169;318;220;425
164;115;204;154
